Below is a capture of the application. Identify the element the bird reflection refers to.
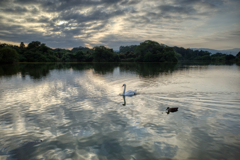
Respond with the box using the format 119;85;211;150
166;107;178;114
10;140;43;159
122;96;126;106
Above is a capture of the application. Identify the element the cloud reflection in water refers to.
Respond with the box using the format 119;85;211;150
0;63;240;159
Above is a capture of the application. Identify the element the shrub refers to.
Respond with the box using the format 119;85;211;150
0;47;18;63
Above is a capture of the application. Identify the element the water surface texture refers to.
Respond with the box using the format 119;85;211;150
0;63;240;160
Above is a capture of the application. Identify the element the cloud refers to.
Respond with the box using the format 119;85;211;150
159;5;197;15
0;0;239;50
2;6;28;14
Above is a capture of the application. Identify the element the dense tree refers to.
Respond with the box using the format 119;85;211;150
75;51;85;61
93;46;120;62
236;51;240;58
0;40;238;63
0;47;18;63
162;47;178;62
23;51;47;62
134;40;177;62
119;45;138;53
173;46;216;61
22;41;58;62
0;43;10;48
210;52;226;61
135;40;166;55
61;53;72;62
61;50;92;62
27;41;41;49
225;54;235;61
20;42;25;48
53;48;70;59
71;46;92;53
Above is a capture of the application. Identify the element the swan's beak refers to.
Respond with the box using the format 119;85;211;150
122;85;124;87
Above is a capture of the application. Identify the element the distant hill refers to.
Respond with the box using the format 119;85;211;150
191;48;240;56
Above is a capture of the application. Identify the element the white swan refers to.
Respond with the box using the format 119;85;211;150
122;84;137;96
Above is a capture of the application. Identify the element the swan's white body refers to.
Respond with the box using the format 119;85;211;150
122;84;137;96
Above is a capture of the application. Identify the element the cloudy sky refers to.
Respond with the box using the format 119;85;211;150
0;0;239;50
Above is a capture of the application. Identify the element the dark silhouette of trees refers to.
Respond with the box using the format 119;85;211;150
20;42;25;48
0;47;18;63
134;40;178;62
119;45;138;53
93;46;120;62
236;51;240;58
225;54;235;61
1;40;238;63
27;41;41;49
71;46;92;53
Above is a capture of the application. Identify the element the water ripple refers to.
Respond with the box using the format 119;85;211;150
0;63;240;159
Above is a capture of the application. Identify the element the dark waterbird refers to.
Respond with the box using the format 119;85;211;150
166;107;178;114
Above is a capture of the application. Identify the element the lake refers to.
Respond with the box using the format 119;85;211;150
0;62;240;160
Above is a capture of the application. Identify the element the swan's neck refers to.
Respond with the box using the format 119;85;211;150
123;86;126;95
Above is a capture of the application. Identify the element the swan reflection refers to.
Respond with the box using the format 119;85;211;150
122;96;126;106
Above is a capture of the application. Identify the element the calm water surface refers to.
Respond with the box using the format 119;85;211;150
0;63;240;160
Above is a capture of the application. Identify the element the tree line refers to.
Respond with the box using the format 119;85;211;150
0;40;239;64
172;46;240;62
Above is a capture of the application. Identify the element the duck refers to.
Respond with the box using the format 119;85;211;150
166;107;178;113
122;84;137;96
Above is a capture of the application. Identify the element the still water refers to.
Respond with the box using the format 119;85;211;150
0;63;240;160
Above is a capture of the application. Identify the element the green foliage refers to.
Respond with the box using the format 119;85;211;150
119;45;138;53
93;46;120;62
225;54;235;61
84;54;93;62
119;51;137;60
210;52;226;61
236;51;240;58
162;47;178;62
210;52;237;62
135;40;166;55
27;41;41;49
75;51;85;61
61;53;72;62
23;51;48;62
1;40;238;63
46;54;58;62
132;40;177;62
119;53;126;59
20;42;25;48
173;47;212;61
71;46;92;53
61;50;94;62
236;52;240;62
0;47;19;63
53;48;70;59
18;54;27;62
195;55;211;61
175;52;182;59
22;41;58;62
